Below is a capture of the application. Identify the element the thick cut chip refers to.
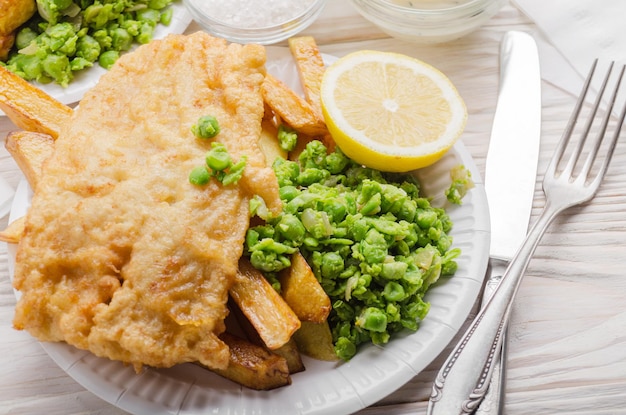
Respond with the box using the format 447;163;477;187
278;252;330;323
0;0;37;35
288;36;325;121
12;32;281;371
229;258;301;350
262;73;328;137
0;66;73;139
0;33;15;61
210;332;291;390
5;130;54;189
0;216;24;243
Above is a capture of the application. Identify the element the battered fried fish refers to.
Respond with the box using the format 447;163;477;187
12;32;281;371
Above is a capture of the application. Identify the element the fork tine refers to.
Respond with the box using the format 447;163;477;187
547;59;598;177
567;61;615;178
581;63;626;184
585;64;626;191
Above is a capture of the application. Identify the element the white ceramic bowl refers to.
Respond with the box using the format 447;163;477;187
183;0;327;45
350;0;506;44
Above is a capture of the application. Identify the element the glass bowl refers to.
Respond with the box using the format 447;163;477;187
183;0;327;45
350;0;506;44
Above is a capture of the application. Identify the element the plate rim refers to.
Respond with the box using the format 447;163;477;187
0;2;193;110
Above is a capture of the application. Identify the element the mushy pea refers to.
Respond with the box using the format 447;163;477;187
1;0;178;87
245;140;461;360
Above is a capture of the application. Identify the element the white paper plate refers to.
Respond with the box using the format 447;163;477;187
7;47;490;415
3;3;192;108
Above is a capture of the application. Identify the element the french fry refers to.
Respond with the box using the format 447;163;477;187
288;36;325;121
0;66;73;139
229;298;305;374
229;257;301;350
5;130;54;189
261;73;327;137
292;321;339;362
0;216;25;244
270;337;305;374
279;252;330;323
0;33;15;61
258;119;287;167
210;332;291;390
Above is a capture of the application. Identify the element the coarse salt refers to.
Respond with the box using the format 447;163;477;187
198;0;316;29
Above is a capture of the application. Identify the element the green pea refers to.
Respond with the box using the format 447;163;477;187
301;208;332;239
356;307;387;332
136;22;155;44
136;8;161;25
416;209;438;229
381;261;408;280
277;214;306;243
189;166;210;185
92;29;112;49
70;57;92;71
382;281;406;302
110;27;132;51
273;158;300;187
278;185;300;202
359;192;381;216
320;252;344;279
42;54;71;87
296;167;328;186
325;149;350;174
250;250;291;273
322;199;347;222
75;35;101;62
205;146;231;171
8;54;42;81
15;27;37;50
360;229;387;264
160;8;173;25
334;337;357;361
192;115;220;139
149;0;172;9
299;140;327;168
98;50;119;69
277;124;298;152
221;157;247;185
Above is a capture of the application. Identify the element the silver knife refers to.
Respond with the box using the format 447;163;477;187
473;30;542;415
427;30;541;415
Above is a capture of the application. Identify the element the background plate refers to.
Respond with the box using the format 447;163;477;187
4;3;192;108
6;47;490;415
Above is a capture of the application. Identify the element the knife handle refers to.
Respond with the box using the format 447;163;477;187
427;205;555;415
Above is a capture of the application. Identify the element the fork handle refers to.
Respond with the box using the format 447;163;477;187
426;201;562;415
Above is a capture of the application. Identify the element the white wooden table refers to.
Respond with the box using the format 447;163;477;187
1;2;625;414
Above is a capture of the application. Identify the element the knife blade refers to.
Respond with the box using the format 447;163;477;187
427;30;541;415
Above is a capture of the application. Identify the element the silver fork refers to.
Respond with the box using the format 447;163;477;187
426;59;626;415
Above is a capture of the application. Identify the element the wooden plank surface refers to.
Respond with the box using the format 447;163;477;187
1;2;625;414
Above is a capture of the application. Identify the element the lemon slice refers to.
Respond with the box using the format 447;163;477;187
320;50;467;172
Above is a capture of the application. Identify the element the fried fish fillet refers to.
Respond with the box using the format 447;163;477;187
12;32;281;371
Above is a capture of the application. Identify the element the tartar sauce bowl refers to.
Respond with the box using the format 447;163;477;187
350;0;506;44
183;0;327;45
